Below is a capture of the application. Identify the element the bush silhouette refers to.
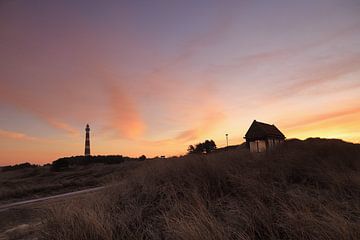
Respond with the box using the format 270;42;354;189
139;155;147;161
188;139;217;154
51;158;70;171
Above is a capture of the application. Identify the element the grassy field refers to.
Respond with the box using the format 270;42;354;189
0;160;141;204
37;138;360;240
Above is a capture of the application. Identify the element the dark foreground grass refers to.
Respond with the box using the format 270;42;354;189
41;139;360;240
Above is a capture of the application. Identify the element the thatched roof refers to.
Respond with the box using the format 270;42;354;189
245;120;285;140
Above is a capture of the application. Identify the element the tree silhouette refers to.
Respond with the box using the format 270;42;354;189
187;140;217;154
187;145;195;153
139;155;147;161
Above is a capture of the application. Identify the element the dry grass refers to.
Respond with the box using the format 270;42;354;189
0;207;41;240
41;138;360;239
0;161;140;204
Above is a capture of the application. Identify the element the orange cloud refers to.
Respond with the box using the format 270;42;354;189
107;84;146;139
44;117;80;136
0;128;39;141
0;83;80;136
139;110;226;147
175;110;226;142
283;106;360;143
283;106;360;130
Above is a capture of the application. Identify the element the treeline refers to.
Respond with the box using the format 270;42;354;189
51;155;141;171
1;162;39;172
1;155;147;172
4;139;221;173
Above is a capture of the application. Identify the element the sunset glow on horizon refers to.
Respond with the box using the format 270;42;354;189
1;0;360;165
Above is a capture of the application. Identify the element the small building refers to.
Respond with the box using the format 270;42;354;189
244;120;285;153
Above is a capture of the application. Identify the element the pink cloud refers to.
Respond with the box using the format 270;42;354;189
0;88;80;136
209;22;360;73
107;84;146;139
283;106;360;130
169;110;226;143
0;128;39;141
271;54;360;101
44;117;80;136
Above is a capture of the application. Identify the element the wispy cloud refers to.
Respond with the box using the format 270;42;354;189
148;108;226;146
209;22;360;73
107;83;146;139
175;110;226;142
283;106;360;130
1;0;360;164
0;82;81;137
270;54;360;101
0;128;39;141
154;17;232;74
44;117;79;136
139;14;234;97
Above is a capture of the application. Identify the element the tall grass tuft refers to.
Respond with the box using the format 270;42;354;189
41;139;360;240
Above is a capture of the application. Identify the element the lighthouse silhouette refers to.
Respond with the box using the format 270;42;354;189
85;124;91;156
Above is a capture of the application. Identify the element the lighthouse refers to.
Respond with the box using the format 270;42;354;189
85;124;91;156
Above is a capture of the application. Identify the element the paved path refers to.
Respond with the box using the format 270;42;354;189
0;186;105;212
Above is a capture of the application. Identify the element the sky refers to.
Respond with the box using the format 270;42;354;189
0;0;360;165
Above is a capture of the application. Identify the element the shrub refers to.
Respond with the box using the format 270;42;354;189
188;139;217;154
51;158;70;171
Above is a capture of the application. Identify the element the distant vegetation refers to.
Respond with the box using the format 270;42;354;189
41;138;360;240
0;161;141;204
1;155;140;173
139;155;147;161
187;139;217;154
1;162;39;172
51;155;128;171
0;155;145;204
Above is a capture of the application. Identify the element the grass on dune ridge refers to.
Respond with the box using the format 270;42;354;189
41;138;360;240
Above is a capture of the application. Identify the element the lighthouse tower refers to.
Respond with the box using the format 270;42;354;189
85;124;91;156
